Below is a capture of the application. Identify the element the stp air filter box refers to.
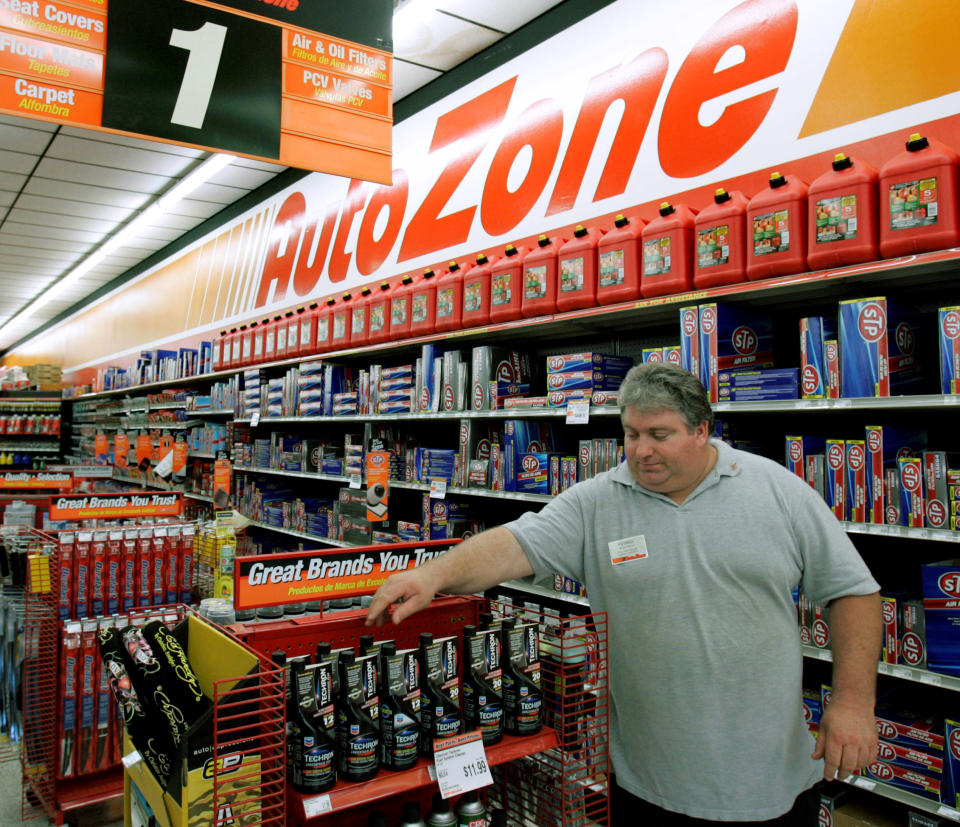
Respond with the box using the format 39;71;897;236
921;561;960;676
679;306;700;378
899;598;927;669
838;297;922;397
825;439;846;520
698;303;774;402
800;316;837;399
864;426;928;525
939;306;960;394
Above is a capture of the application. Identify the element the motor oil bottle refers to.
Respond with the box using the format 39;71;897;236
410;268;439;337
693;188;749;288
418;632;461;756
556;224;604;312
641;202;696;298
212;329;227;371
501;619;542;736
351;287;373;348
378;641;421;770
489;245;528;324
336;649;379;782
425;792;456;827
399;802;427;827
461;624;503;745
436;260;470;333
462;253;497;328
315;298;336;353
285;309;301;358
522;233;566;318
367;281;392;344
331;293;353;350
807;153;878;270
263;316;279;362
746;172;808;280
454;790;487;827
390;275;415;340
293;659;336;793
299;303;318;357
879;132;960;258
596;214;644;305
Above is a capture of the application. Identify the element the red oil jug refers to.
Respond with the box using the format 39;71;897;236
299;303;317;357
522;234;566;318
275;311;290;358
367;281;392;345
263;316;280;362
351;287;372;348
693;188;748;288
556;225;604;313
597;214;644;305
284;309;302;358
331;293;353;350
389;275;415;340
410;268;438;337
248;322;261;366
462;252;497;328
641;202;697;298
746;172;808;280
212;329;227;371
490;245;528;324
879;133;960;258
436;260;470;333
807;153;878;270
315;298;336;353
224;327;239;370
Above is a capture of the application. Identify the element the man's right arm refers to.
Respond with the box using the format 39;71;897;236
365;526;533;626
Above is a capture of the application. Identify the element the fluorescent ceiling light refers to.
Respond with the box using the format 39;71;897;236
0;151;237;341
393;0;437;44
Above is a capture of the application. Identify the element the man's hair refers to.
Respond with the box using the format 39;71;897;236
617;362;714;433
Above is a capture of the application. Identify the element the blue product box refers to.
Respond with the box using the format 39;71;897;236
865;426;928;524
718;368;799;386
839;297;922;397
380;376;414;392
940;306;960;394
899;457;925;527
699;303;775;402
861;762;940;801
921;561;960;677
801;689;821;732
321;458;344;475
641;348;664;363
826;439;846;520
874;740;943;775
664;346;682;367
679;306;700;378
421;344;438;411
515;453;559;494
380;402;412;414
943;719;960;807
874;689;944;752
785;436;825;479
546;389;590;407
381;365;414;380
546;371;624;392
546;352;633;373
716;385;798;401
846;439;867;522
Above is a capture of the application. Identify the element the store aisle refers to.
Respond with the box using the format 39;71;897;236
0;759;123;827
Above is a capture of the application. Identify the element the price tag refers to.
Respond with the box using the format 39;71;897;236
945;396;960;405
920;671;943;687
302;795;333;818
566;400;590;425
250;411;261;427
851;776;876;791
891;666;912;680
430;478;447;499
349;474;362;489
937;805;960;822
122;750;142;769
835;399;852;408
432;731;493;799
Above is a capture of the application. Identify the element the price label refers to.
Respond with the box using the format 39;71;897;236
349;474;362;489
250;411;261;427
945;396;960;405
430;478;447;499
919;671;943;687
850;776;876;791
937;805;960;822
432;731;493;799
891;666;913;680
566;400;590;425
122;750;143;769
302;794;333;818
835;399;852;408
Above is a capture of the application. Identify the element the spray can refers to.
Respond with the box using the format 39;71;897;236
378;641;421;770
399;802;427;827
425;792;456;826
336;650;380;782
454;790;487;827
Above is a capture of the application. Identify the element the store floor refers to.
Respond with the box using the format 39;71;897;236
0;758;123;827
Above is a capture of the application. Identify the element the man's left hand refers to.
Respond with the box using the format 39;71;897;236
811;700;878;781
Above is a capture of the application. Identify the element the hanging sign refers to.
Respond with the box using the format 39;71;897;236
49;491;183;520
0;471;73;490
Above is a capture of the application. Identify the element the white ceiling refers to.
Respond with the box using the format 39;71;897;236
0;0;564;355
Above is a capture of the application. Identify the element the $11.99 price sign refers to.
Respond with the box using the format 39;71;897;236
432;730;493;799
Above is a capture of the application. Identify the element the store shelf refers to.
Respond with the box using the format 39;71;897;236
188;451;216;459
498;578;591;607
840;522;960;543
841;773;959;821
289;729;560;822
54;769;123;815
802;645;960;692
242;518;353;547
189;408;235;416
235;406;621;424
0;443;60;452
714;394;960;413
184;491;214;503
111;472;183;493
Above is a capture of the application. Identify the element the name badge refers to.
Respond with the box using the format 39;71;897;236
608;535;648;565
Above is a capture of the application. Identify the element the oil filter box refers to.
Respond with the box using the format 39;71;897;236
898;457;925;528
471;348;533;411
846;440;867;523
801;316;837;399
838;297;922;397
865;426;928;524
921;560;960;676
825;439;846;520
939;306;960;394
679;306;700;378
899;598;927;668
785;436;824;479
698;303;774;402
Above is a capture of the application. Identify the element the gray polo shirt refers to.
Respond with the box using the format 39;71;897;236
504;439;878;821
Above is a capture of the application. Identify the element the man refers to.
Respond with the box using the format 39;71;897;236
366;362;880;825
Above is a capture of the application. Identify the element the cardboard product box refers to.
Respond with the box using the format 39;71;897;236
718;367;799;386
899;456;925;528
441;350;463;412
832;799;906;827
679;306;700;378
800;317;837;399
875;739;943;774
817;784;845;827
881;594;899;663
939;306;960;394
802;688;822;735
546;388;590;407
826;439;847;520
923;451;958;530
865;426;928;524
515;453;559;494
546;370;626;392
545;352;632;373
785;436;825;479
698;303;775;402
641;347;663;363
806;454;826;499
838;297;922;397
471;348;533;411
861;760;941;802
874;690;944;752
942;718;960;808
908;810;950;827
884;467;902;525
716;385;798;401
846;440;867;523
899;597;928;668
921;560;960;676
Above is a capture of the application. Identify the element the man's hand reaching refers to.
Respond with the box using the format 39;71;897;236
365;567;440;627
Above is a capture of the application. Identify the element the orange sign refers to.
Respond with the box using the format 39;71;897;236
0;1;107;51
283;63;391;119
233;539;459;610
0;73;101;126
0;30;103;89
0;471;72;490
49;491;183;520
94;432;109;463
213;455;231;508
114;432;128;469
282;29;391;84
365;451;390;522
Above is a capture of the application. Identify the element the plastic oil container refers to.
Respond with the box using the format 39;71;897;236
223;327;239;370
351;286;372;348
746;172;808;280
435;260;470;333
240;324;254;367
367;281;392;345
249;321;263;365
330;293;353;350
286;309;303;359
693;188;748;288
261;317;277;362
597;214;644;305
489;245;527;324
807;153;878;270
299;303;317;357
879;133;960;258
409;268;438;337
556;224;604;312
390;275;415;340
315;298;336;353
522;233;565;318
641;202;696;298
212;329;227;371
462;252;497;328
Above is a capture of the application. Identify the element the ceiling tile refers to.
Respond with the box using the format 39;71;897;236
0;114;56;132
394;11;502;71
35;158;174;195
0;171;26;191
48;134;199;180
165;199;229;220
215;165;282;191
59;125;206;158
0;192;15;208
0;149;37;176
436;0;562;32
0;243;80;261
7;209;114;234
0;123;54;155
179;180;248;205
3;222;104;246
393;60;444;99
25;178;153;210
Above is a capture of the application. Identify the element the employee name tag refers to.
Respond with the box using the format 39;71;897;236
608;535;648;565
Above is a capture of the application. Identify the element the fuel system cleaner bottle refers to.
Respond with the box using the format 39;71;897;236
336;650;380;782
418;632;462;756
378;641;421;770
501;619;543;736
461;625;504;745
292;659;336;793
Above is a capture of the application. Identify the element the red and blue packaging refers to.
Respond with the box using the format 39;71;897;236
785;436;824;479
942;719;960;807
940;306;960;393
698;303;774;402
825;439;846;519
923;451;957;530
679;306;700;379
642;348;663;363
800;316;837;399
824;339;840;398
921;560;960;676
515;453;560;494
838;296;922;397
846;439;867;522
865;426;928;524
899;456;925;527
546;352;632;373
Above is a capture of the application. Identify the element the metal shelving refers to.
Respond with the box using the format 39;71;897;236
802;645;960;692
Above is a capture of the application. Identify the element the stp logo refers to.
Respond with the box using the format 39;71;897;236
548;374;566;388
896;446;914;461
868;762;893;781
477;439;491;460
942;311;960;340
548;391;566;405
857;303;886;342
472;382;485;409
496;361;517;383
812;618;829;647
370;454;385;467
593;391;609;405
875;721;896;739
867;430;882;453
521;456;539;471
666;349;681;365
900;462;921;492
885;505;898;524
827;443;844;470
825;341;838;361
881;601;895;624
700;306;717;335
548;356;564;371
310;446;324;466
818;803;831;827
647;350;663;362
895;322;914;354
799;626;811;644
950;728;960;761
847;444;865;470
432;501;448;518
732;326;758;355
937;572;960;596
681;309;698;335
443;386;454;410
420;387;431;409
579;445;590;465
788;441;803;463
876;742;896;761
927;499;946;527
900;632;924;665
801;364;820;396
